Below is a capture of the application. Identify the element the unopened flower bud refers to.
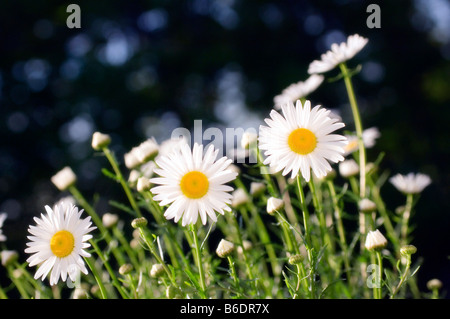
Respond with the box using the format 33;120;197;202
135;139;159;164
400;245;417;256
288;254;304;265
91;132;111;150
1;250;18;267
150;263;165;278
51;167;77;191
216;239;235;258
119;263;133;275
128;170;140;186
231;189;249;208
102;213;118;228
124;151;140;170
131;217;148;229
427;279;443;291
365;229;388;251
250;182;266;197
137;176;151;192
266;197;284;215
339;159;359;178
359;198;377;214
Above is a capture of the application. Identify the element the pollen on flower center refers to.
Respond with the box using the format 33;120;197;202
288;128;317;155
180;171;209;199
50;230;75;258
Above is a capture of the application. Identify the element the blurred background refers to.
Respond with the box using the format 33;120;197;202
0;0;449;297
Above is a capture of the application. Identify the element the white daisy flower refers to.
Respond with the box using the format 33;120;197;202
273;74;324;109
150;143;238;226
25;203;96;286
308;34;368;74
258;100;347;182
0;213;7;242
390;173;431;194
344;127;381;155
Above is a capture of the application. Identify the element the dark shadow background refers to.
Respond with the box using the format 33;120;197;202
0;0;449;298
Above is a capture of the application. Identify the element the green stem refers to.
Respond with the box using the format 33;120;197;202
375;251;383;299
296;175;315;298
390;254;411;299
103;147;142;217
139;228;178;287
90;239;129;299
84;256;108;299
257;150;279;197
339;62;366;198
190;224;206;298
69;185;126;265
227;256;242;298
7;265;30;299
401;194;414;246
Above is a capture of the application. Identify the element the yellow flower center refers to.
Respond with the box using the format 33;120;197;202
288;128;317;155
180;171;209;199
50;230;75;258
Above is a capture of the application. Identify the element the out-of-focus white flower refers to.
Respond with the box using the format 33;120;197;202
102;213;119;228
266;197;284;215
308;34;368;74
51;167;77;191
250;182;266;197
273;74;324;109
339;159;359;178
258;100;347;182
344;127;381;155
231;188;250;208
390;173;431;194
359;198;377;213
1;250;18;267
0;213;7;242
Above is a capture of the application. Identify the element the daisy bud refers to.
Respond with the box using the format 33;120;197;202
427;279;443;291
359;198;377;214
135;139;159;164
231;189;249;208
150;263;165;278
241;131;258;149
131;217;148;229
119;263;133;275
1;250;18;267
288;254;304;265
51;166;77;191
102;213;119;228
339;159;359;178
250;182;266;197
124;151;140;170
400;245;417;256
365;229;388;251
166;285;178;299
216;239;235;258
128;170;140;187
228;164;241;174
91;132;111;150
137;176;151;192
267;197;284;215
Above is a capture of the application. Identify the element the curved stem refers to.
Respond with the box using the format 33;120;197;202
339;63;366;198
190;224;206;298
103;147;142;217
